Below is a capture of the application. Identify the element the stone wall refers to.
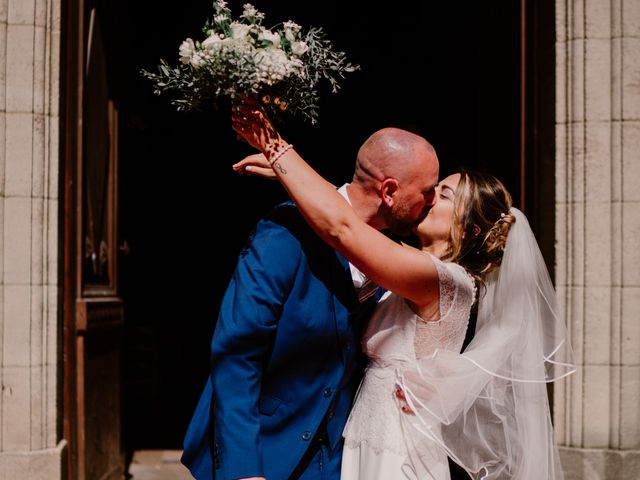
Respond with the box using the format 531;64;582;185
0;0;65;477
555;0;640;478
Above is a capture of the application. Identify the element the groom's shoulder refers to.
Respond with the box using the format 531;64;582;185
258;201;322;246
261;201;305;230
265;200;298;217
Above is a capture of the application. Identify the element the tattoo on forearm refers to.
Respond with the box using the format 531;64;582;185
274;162;287;174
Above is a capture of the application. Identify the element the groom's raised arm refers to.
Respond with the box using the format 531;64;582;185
210;205;302;479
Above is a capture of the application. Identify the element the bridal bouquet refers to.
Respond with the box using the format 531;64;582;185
141;1;359;124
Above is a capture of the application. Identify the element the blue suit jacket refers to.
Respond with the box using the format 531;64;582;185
181;203;378;479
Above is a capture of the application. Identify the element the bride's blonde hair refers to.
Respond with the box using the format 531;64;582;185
443;170;515;284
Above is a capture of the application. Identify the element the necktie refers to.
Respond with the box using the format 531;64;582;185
357;277;377;303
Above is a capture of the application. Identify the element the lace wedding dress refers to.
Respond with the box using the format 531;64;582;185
341;254;476;480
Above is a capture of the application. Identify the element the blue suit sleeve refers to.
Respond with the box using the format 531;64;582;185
211;207;303;479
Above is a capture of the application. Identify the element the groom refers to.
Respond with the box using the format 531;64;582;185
181;128;439;480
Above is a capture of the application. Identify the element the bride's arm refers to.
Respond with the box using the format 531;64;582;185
232;101;439;307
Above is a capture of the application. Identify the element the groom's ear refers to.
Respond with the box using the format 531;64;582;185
380;178;399;207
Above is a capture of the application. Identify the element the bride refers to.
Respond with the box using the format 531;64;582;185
231;99;575;479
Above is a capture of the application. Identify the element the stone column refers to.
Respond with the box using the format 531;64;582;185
0;0;65;478
555;0;640;477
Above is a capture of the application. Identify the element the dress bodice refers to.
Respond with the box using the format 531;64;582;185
343;254;476;455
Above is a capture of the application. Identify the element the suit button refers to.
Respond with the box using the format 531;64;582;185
327;410;335;420
324;387;333;398
302;431;312;441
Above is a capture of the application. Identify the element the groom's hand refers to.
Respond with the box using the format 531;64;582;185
232;153;277;179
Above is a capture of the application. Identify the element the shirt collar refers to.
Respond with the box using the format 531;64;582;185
337;184;352;205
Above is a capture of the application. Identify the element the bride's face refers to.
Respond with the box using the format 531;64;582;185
413;173;462;245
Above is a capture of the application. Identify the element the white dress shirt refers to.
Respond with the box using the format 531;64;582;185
337;184;377;302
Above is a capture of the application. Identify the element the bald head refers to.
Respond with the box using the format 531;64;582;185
350;127;439;234
353;128;437;188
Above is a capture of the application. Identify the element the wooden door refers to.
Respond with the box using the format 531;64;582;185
63;0;125;478
521;0;556;270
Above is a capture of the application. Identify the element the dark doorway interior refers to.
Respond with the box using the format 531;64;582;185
116;0;524;452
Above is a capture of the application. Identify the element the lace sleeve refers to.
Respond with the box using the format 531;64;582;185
433;257;476;318
413;256;475;359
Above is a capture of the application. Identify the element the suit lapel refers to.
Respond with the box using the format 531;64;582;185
332;252;359;312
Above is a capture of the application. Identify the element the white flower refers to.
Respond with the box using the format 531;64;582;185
214;0;228;10
291;41;308;56
214;14;228;23
179;38;196;64
254;47;303;85
259;29;281;48
220;35;254;57
243;4;257;15
283;20;301;31
230;21;252;40
202;33;223;50
241;4;264;22
283;20;301;42
190;52;205;69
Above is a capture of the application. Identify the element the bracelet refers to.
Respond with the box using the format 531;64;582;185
268;143;293;165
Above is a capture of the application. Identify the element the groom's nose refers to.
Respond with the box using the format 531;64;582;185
424;188;436;207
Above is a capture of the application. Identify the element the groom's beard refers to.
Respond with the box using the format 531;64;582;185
384;202;430;238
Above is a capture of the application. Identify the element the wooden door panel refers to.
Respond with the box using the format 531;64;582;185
77;300;124;480
64;0;125;478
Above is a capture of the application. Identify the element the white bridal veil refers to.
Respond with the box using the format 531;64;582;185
398;208;576;479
